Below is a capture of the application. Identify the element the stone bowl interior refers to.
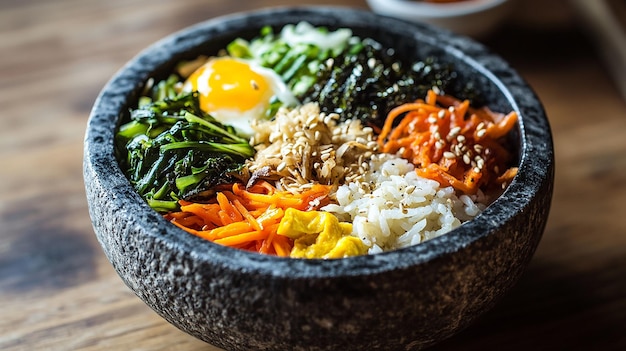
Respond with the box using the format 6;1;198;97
84;6;554;351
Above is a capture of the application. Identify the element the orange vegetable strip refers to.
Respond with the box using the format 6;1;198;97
216;192;243;222
378;102;441;146
170;219;217;241
378;103;425;146
259;223;282;255
257;207;284;227
175;215;205;228
426;89;438;105
178;199;195;206
167;212;191;220
387;112;416;143
236;191;276;205
220;190;239;202
496;167;519;184
254;180;277;194
218;210;233;225
209;221;252;239
179;203;222;226
259;237;273;255
260;223;281;254
233;199;262;231
486;111;518;139
272;234;292;257
214;230;267;246
380;90;518;194
452;99;470;122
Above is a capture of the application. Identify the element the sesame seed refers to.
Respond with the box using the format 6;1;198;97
453;145;462;157
368;57;376;69
443;151;456;159
463;154;471;164
447;128;460;142
477;129;487;138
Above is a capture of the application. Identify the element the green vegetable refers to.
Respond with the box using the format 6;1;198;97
227;23;361;100
116;79;255;212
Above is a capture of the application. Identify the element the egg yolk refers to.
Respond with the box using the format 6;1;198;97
185;58;271;113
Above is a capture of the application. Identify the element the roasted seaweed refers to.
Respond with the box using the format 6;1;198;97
302;39;473;127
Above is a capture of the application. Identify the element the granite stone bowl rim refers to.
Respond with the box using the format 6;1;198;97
85;6;552;278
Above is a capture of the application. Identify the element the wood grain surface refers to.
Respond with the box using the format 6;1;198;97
1;0;625;350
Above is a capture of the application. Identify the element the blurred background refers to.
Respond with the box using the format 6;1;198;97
1;0;624;350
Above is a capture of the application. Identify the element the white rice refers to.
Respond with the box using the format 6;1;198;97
322;154;487;254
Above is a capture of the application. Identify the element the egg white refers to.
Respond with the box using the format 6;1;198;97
183;57;299;136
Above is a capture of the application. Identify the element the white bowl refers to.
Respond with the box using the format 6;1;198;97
366;0;515;38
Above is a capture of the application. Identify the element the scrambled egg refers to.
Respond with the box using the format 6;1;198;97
277;208;367;259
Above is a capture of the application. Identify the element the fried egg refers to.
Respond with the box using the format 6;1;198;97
183;57;298;135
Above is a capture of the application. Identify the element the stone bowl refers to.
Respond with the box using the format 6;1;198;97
83;6;554;351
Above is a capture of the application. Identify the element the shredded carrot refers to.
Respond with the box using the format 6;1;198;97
378;90;519;194
164;181;332;257
232;199;262;231
216;192;243;222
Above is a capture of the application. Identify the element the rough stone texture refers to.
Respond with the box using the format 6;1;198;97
83;7;554;351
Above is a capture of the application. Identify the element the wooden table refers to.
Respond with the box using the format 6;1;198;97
2;0;625;350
